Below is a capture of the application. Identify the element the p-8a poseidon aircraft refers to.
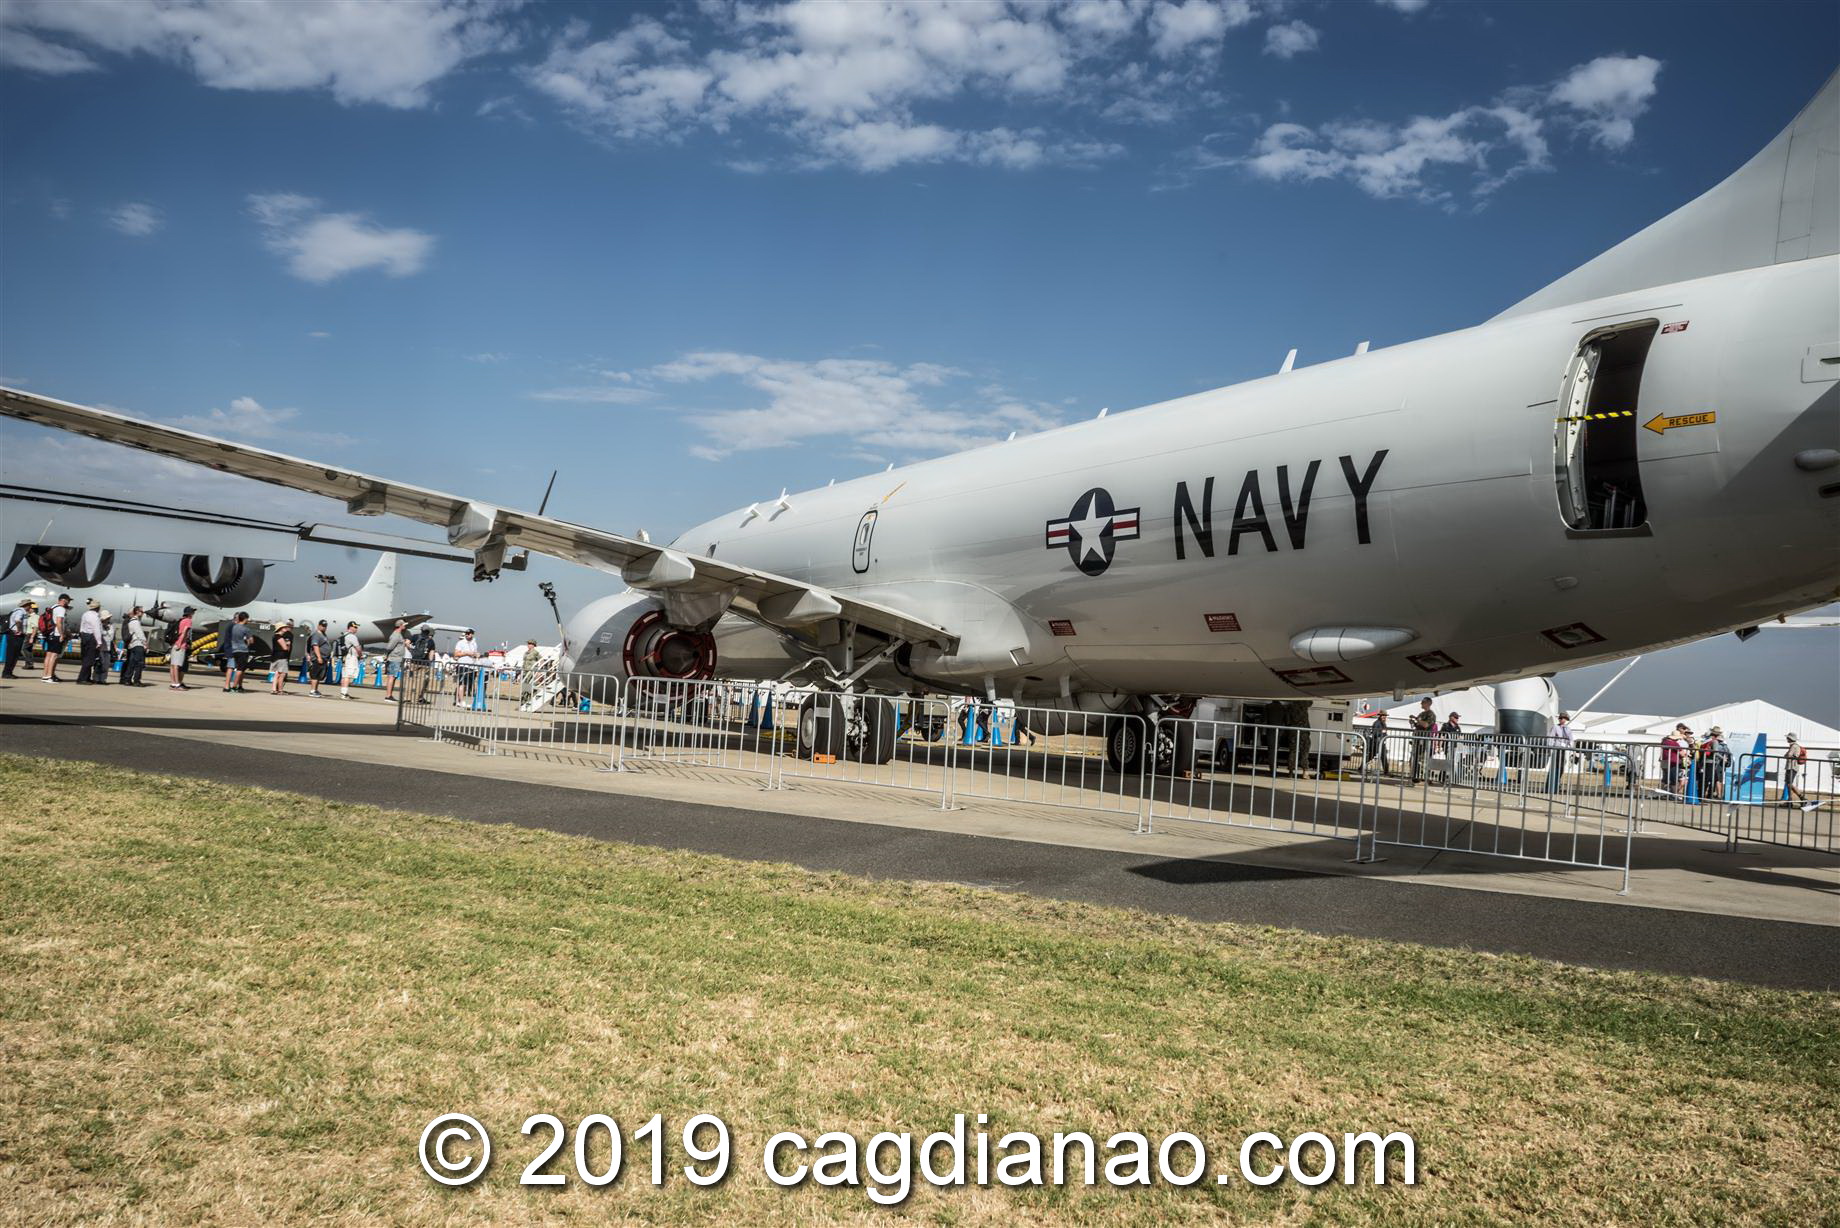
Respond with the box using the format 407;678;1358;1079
5;74;1837;768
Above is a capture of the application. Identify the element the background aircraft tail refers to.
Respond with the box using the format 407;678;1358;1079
1497;69;1837;318
348;552;399;616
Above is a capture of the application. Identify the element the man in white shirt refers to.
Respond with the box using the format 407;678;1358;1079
43;594;71;683
77;602;105;684
122;605;149;685
452;629;479;704
338;621;365;698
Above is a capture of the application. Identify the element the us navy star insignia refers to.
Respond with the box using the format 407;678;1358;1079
1045;487;1139;577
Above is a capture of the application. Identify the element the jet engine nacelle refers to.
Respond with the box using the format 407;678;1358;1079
24;545;115;587
559;590;717;684
179;555;266;607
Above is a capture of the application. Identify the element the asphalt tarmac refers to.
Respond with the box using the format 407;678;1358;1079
6;715;1836;991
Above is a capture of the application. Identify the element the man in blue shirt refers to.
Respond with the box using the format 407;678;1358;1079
222;611;253;693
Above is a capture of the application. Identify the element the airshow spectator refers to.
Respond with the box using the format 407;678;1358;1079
452;628;479;703
1697;726;1729;800
1408;697;1436;782
306;620;331;698
1365;709;1390;776
4;597;33;679
409;625;435;702
121;606;148;686
383;620;408;700
222;611;252;692
1661;725;1687;795
168;605;195;690
76;602;105;684
270;620;294;695
97;610;115;683
338;621;363;699
517;638;543;704
1440;711;1464;739
42;593;72;682
1782;733;1814;809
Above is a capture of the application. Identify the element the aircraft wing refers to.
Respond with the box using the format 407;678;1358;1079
1;387;957;650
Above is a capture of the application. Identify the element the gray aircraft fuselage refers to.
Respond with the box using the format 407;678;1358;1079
639;257;1837;705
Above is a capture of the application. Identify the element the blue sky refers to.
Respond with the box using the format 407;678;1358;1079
1;0;1834;719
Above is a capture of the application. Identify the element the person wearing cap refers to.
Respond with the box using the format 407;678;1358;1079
76;602;106;684
3;596;34;678
306;619;331;697
1661;724;1688;796
338;620;364;699
270;619;295;695
169;605;196;689
1781;732;1811;808
452;627;480;704
1697;725;1730;800
222;611;253;693
383;620;409;700
121;605;148;686
41;593;72;682
97;609;116;683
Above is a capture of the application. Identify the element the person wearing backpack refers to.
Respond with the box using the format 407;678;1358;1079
4;597;34;679
40;594;70;683
1781;733;1811;809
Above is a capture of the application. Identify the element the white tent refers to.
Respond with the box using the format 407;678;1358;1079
1622;700;1840;752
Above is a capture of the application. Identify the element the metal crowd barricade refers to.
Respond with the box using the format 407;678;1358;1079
395;661;438;734
617;676;782;782
950;704;1147;826
477;667;629;760
1729;750;1838;853
775;692;958;806
1146;716;1370;842
1354;731;1637;890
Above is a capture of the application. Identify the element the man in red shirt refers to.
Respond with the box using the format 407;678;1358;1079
169;606;195;690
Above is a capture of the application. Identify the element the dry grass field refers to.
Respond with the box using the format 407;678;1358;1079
2;753;1836;1226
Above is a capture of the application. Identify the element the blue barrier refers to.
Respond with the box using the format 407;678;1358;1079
470;666;488;711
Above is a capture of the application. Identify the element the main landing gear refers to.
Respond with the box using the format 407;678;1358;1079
1103;708;1193;775
795;693;900;765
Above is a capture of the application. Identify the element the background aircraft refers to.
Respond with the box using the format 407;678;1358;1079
3;552;424;653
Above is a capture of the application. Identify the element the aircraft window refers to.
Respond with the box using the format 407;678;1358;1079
1554;320;1657;533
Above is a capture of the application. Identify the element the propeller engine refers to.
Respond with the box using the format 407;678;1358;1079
179;555;266;607
559;591;717;684
23;545;115;587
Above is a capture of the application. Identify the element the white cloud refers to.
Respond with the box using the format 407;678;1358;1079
105;202;162;236
1238;54;1661;203
467;352;509;363
1148;1;1253;59
247;193;434;283
171;395;354;448
1550;54;1661;149
308;330;332;339
0;0;515;108
1263;20;1319;60
1374;0;1429;12
525;1;1169;172
626;350;1061;460
0;26;99;74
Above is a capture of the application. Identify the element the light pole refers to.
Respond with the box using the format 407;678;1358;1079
314;574;337;600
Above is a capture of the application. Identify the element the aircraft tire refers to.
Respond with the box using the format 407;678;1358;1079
797;693;848;760
859;696;899;766
1105;718;1145;774
1155;721;1197;775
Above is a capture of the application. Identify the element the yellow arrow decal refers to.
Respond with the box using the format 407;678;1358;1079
1643;410;1717;435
